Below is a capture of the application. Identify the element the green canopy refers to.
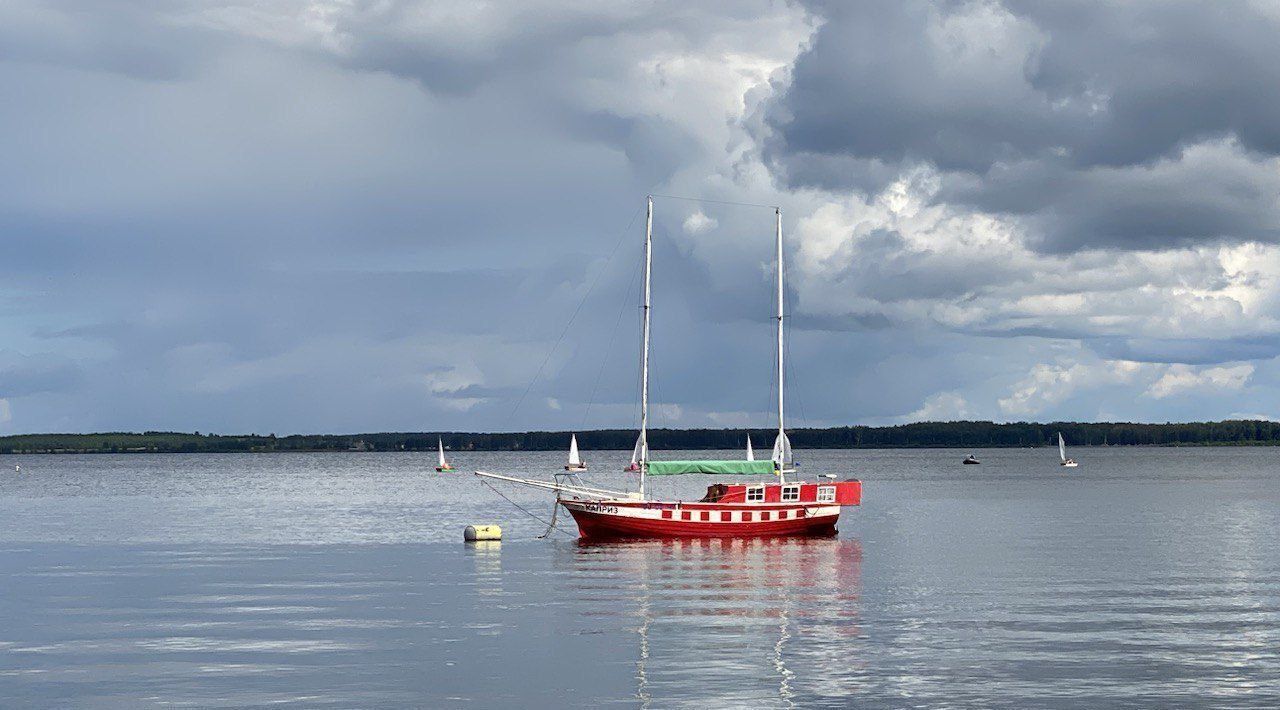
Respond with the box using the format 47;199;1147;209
645;460;777;476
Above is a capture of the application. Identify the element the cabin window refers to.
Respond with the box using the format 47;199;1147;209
743;512;753;522
781;485;800;502
778;510;788;519
701;511;710;522
761;511;771;521
817;486;836;503
661;510;673;519
720;511;732;522
746;486;765;502
681;511;691;521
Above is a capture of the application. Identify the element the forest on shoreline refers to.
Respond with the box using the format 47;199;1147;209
3;420;1279;454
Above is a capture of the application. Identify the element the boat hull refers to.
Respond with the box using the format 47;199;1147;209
561;499;839;540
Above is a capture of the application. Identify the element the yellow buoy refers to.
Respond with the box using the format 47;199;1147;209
464;524;502;542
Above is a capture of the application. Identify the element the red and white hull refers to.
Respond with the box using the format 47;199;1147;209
560;499;841;540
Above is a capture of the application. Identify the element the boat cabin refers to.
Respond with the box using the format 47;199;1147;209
700;480;861;506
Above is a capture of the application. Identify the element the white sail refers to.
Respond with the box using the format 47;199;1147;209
1058;432;1066;462
437;437;448;467
746;435;755;461
771;431;792;467
630;433;646;466
568;434;582;466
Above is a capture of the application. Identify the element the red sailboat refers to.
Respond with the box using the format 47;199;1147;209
477;196;861;539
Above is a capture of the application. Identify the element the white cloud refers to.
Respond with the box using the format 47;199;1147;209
1145;363;1255;399
0;398;11;425
789;163;1280;346
705;410;759;427
903;391;972;422
682;211;717;235
1230;412;1280;421
999;358;1147;417
652;403;683;422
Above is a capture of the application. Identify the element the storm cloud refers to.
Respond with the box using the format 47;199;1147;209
2;0;1280;434
765;0;1280;251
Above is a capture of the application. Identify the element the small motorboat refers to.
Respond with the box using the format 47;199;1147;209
565;433;588;472
963;454;980;465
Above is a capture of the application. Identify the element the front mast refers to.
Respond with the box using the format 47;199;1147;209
775;207;787;485
638;196;654;499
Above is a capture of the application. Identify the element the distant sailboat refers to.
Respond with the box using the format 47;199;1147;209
435;437;455;472
1058;432;1078;468
625;434;643;472
745;434;755;461
565;433;588;472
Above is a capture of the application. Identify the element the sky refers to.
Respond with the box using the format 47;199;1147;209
3;0;1280;435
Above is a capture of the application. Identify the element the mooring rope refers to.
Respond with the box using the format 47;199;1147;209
479;478;576;538
537;498;561;539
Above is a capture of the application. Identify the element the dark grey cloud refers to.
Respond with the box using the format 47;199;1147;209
0;353;81;398
2;0;1279;434
0;1;219;81
1092;335;1280;366
944;140;1280;252
764;0;1280;251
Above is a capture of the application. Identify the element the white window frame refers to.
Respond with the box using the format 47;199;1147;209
746;486;765;502
817;486;836;503
781;484;800;502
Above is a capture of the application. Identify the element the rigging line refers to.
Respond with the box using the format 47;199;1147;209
770;250;781;433
782;252;809;429
645;228;666;436
622;249;646;492
650;193;780;210
505;204;645;429
479;478;577;538
784;315;809;429
581;240;643;430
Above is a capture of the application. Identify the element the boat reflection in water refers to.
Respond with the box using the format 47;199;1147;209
560;536;863;707
466;540;503;598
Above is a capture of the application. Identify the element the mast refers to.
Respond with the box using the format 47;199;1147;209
639;196;654;498
775;207;787;484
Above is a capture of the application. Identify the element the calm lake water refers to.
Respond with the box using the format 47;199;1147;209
2;447;1279;708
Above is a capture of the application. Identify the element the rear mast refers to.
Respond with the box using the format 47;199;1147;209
775;207;787;485
638;196;654;499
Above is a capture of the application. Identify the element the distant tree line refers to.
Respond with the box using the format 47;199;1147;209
2;420;1279;454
